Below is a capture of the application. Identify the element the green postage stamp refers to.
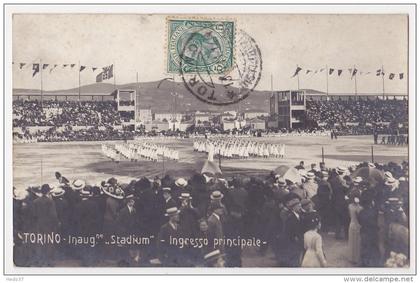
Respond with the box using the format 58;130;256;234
167;18;235;74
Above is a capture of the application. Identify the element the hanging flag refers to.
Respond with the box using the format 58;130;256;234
389;73;395;80
92;67;97;72
348;68;353;75
306;70;311;74
337;69;342;76
80;66;86;72
42;64;49;70
63;64;68;68
19;63;26;69
399;73;404;79
70;64;75;68
50;64;58;73
291;66;302;77
329;68;334;75
32;64;40;77
96;64;114;82
351;68;358;79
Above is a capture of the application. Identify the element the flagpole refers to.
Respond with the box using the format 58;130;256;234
78;60;81;102
136;71;139;127
271;73;273;95
113;62;116;91
382;65;385;100
40;59;43;108
354;65;358;97
326;65;329;96
296;64;300;90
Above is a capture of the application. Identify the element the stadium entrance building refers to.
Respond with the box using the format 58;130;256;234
112;89;136;130
270;90;306;129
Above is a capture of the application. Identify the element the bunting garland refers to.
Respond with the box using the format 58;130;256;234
14;61;111;80
291;65;405;81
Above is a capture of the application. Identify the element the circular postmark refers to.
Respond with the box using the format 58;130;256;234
179;29;262;106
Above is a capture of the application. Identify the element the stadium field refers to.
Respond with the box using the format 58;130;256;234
13;135;408;190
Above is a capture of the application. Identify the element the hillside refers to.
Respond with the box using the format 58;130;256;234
13;81;273;112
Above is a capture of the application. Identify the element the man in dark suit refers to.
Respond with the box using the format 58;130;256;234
73;187;102;266
358;191;380;267
31;184;59;266
162;187;177;209
207;203;225;252
117;194;140;266
315;171;333;232
282;195;304;267
158;207;182;267
330;166;350;239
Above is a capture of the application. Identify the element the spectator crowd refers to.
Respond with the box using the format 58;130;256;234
13;160;409;268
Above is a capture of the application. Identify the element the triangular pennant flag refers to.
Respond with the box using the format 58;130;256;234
50;64;58;73
63;64;68;68
291;66;302;77
314;70;318;74
96;72;103;82
80;66;86;72
329;68;334;75
359;71;363;75
70;64;75;68
366;71;371;75
351;68;358;79
92;67;97;72
306;70;311;74
42;64;49;70
348;68;353;75
19;63;26;69
389;73;395;80
32;64;40;77
319;68;325;73
337;69;343;76
399;73;404;79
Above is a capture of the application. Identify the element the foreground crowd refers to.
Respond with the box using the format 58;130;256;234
13;160;409;268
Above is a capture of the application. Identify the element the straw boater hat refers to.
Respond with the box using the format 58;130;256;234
204;249;224;262
210;190;224;200
399;177;407;182
175;178;188;188
336;166;347;174
13;188;29;201
162;187;171;193
384;171;394;180
165;207;180;217
385;178;398;187
51;186;66;198
353;176;363;184
306;172;315;179
321;171;329;178
79;186;93;198
368;163;376;168
101;185;124;200
72;179;86;191
179;192;192;200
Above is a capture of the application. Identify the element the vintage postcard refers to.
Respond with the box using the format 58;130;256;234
3;4;416;277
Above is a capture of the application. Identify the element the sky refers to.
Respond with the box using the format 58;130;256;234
12;14;408;94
